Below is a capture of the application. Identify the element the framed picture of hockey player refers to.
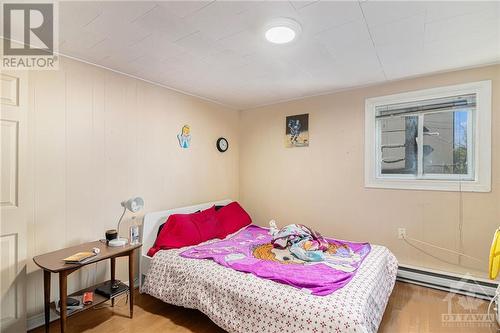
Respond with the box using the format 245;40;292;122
285;113;309;148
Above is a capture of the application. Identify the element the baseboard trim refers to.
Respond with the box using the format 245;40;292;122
397;265;498;300
27;278;139;331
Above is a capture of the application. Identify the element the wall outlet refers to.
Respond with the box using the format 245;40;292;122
398;228;406;239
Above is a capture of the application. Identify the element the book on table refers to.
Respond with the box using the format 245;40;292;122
62;252;97;264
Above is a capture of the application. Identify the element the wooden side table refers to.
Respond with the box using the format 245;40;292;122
33;241;142;333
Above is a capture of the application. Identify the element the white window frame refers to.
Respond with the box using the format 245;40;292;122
365;80;491;192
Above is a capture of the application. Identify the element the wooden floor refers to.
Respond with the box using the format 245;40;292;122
31;281;497;333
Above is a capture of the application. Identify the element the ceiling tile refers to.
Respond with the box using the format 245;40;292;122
132;32;188;61
60;25;107;51
82;9;153;49
124;53;171;77
216;29;264;57
425;9;500;44
60;44;109;64
96;1;157;23
289;1;318;10
277;40;335;72
59;1;102;28
56;1;500;109
424;30;500;64
425;1;500;23
61;37;115;64
360;1;426;28
133;4;198;42
162;53;211;75
369;13;425;47
184;1;255;40
314;20;372;58
203;49;252;71
238;1;298;31
175;32;223;59
158;1;213;18
297;1;364;34
377;41;422;68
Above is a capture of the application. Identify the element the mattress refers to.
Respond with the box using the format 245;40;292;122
142;232;398;333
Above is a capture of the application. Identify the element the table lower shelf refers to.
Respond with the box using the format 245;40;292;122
50;280;129;318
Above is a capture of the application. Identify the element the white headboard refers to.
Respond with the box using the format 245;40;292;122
141;199;232;258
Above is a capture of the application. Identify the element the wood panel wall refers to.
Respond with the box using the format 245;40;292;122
25;56;239;320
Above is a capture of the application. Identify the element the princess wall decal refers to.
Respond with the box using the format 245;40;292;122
177;124;191;148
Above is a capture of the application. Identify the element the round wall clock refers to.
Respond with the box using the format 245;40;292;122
216;137;229;152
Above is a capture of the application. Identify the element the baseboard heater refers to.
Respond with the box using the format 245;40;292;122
397;265;498;300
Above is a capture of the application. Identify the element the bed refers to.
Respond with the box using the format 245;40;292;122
140;200;398;333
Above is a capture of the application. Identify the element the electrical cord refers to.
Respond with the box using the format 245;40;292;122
458;173;464;266
487;295;497;323
405;232;498;325
487;286;500;325
402;235;483;263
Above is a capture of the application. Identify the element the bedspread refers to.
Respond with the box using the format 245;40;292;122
180;225;371;296
142;230;398;333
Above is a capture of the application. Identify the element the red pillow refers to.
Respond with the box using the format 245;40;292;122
191;206;219;242
147;206;220;257
216;202;252;237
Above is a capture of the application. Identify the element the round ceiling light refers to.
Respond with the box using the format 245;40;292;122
265;18;301;44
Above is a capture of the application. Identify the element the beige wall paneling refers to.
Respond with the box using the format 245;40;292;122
28;67;68;319
1;71;28;333
239;64;500;279
0;234;18;325
26;56;240;321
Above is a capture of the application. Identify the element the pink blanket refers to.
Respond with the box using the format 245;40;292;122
181;225;371;295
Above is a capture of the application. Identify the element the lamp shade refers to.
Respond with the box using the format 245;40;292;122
121;196;144;213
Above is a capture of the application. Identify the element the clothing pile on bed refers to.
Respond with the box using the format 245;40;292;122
269;220;330;262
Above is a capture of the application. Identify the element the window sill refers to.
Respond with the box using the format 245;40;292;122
365;178;491;192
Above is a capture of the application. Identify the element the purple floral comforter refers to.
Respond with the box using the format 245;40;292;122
181;225;371;295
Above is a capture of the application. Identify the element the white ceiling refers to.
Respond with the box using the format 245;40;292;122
59;1;500;109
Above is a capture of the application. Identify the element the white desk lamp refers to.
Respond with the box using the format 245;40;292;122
108;196;144;247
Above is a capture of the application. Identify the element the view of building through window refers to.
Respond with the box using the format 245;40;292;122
423;111;468;175
379;108;471;178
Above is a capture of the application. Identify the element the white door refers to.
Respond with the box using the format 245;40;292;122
1;71;28;333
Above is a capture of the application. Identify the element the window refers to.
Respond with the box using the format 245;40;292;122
365;81;491;192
